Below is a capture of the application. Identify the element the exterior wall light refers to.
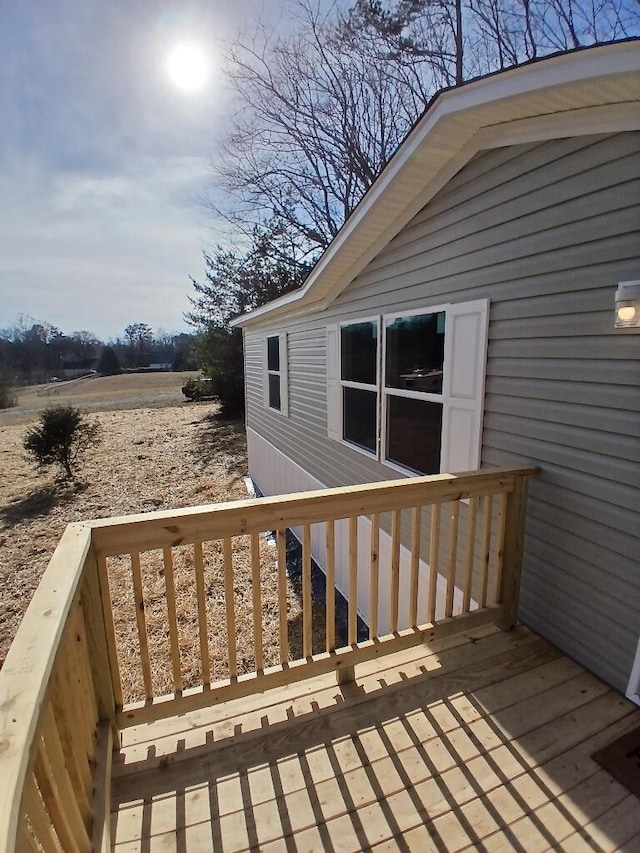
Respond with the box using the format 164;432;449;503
615;281;640;329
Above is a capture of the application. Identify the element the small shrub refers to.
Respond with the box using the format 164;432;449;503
24;406;101;480
181;376;214;401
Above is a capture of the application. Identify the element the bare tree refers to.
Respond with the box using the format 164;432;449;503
124;323;153;368
215;0;441;256
213;0;638;259
70;330;100;360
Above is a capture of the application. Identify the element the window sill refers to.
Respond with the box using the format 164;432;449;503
267;405;288;418
339;438;377;461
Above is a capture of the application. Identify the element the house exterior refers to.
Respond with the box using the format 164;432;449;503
60;358;98;379
232;41;640;702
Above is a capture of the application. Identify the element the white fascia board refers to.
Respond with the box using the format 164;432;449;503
232;41;640;330
475;101;640;150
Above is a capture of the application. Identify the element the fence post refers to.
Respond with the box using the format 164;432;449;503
497;474;530;631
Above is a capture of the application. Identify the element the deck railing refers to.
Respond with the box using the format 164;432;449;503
0;525;115;852
0;465;535;852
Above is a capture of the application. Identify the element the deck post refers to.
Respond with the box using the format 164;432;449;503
81;546;119;740
497;474;530;631
336;664;355;686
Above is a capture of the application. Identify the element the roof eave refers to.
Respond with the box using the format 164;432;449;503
232;40;640;330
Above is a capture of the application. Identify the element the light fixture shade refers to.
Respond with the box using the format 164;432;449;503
615;280;640;329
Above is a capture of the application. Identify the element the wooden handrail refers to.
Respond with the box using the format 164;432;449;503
0;524;117;852
92;465;537;728
0;464;537;850
89;466;538;557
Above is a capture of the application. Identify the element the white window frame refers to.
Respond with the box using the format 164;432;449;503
264;332;289;417
338;316;381;459
327;298;489;476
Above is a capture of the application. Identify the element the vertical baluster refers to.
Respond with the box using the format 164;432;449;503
251;532;263;672
479;494;494;608
445;502;460;618
49;669;92;828
390;510;401;633
193;542;210;686
409;506;421;627
497;476;530;630
22;773;62;853
348;517;358;645
20;820;41;853
493;491;509;603
162;548;182;692
462;497;479;613
49;680;91;823
326;520;336;652
427;504;441;622
34;705;89;853
223;537;237;678
81;554;118;737
71;604;99;739
369;512;380;639
277;530;288;664
130;551;153;698
50;608;96;818
96;555;123;708
302;524;312;658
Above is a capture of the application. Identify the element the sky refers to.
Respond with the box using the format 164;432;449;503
0;0;291;341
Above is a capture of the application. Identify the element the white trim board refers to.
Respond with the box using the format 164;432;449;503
247;428;478;633
626;636;640;707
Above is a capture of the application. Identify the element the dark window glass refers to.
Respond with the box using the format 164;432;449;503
267;335;280;372
268;374;281;410
341;322;377;384
343;387;377;453
385;312;445;394
386;396;443;474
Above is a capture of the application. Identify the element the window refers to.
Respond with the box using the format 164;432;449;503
384;311;445;474
264;333;288;415
327;299;488;474
340;320;378;453
267;335;281;410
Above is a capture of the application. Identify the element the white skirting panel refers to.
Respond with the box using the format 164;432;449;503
626;637;640;706
247;428;471;634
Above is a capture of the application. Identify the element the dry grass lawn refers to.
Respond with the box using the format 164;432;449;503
4;371;197;424
0;384;322;702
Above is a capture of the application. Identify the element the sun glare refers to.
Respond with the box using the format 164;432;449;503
167;42;209;91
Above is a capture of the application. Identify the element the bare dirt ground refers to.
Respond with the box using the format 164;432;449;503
0;379;323;701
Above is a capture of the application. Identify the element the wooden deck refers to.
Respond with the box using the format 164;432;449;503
110;625;640;852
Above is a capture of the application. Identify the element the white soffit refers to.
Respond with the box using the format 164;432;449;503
233;41;640;329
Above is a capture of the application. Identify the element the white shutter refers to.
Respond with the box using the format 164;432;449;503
262;335;270;408
326;324;340;441
279;332;289;417
440;299;489;473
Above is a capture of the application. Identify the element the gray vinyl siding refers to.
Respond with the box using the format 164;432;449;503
245;130;640;694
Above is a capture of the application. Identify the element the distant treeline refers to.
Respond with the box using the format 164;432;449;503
0;318;199;387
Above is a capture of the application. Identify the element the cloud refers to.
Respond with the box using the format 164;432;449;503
0;156;216;340
0;0;301;342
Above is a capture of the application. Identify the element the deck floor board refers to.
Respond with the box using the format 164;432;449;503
111;626;639;851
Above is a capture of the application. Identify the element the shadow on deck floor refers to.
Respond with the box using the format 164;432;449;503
111;625;640;852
